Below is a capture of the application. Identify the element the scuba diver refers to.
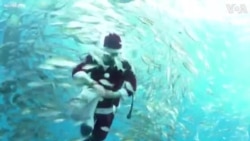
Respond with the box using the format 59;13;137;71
72;33;137;141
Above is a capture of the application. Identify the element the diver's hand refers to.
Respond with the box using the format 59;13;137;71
73;71;95;86
90;84;122;98
91;85;123;98
73;71;93;82
92;83;106;97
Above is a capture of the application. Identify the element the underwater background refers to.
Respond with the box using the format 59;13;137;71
0;0;250;141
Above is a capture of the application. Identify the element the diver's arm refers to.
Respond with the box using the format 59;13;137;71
86;81;129;98
73;71;95;86
103;88;128;98
99;69;137;99
72;55;95;86
123;69;137;96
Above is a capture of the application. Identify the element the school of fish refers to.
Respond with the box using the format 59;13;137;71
0;0;249;141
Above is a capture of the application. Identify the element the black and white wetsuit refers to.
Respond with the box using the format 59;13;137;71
72;54;137;140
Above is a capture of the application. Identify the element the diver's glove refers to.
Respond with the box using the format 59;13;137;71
91;83;106;97
91;84;126;98
72;71;96;87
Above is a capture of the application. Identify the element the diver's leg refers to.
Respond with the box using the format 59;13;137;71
80;122;93;137
86;113;114;141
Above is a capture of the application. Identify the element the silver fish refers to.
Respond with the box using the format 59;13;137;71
45;57;77;68
169;41;186;56
182;61;198;75
65;21;83;29
57;83;72;88
27;81;51;88
184;26;199;42
38;64;56;70
53;118;65;123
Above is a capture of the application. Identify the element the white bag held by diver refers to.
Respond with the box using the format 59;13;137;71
71;87;102;128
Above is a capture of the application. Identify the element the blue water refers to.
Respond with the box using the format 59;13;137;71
1;0;250;141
